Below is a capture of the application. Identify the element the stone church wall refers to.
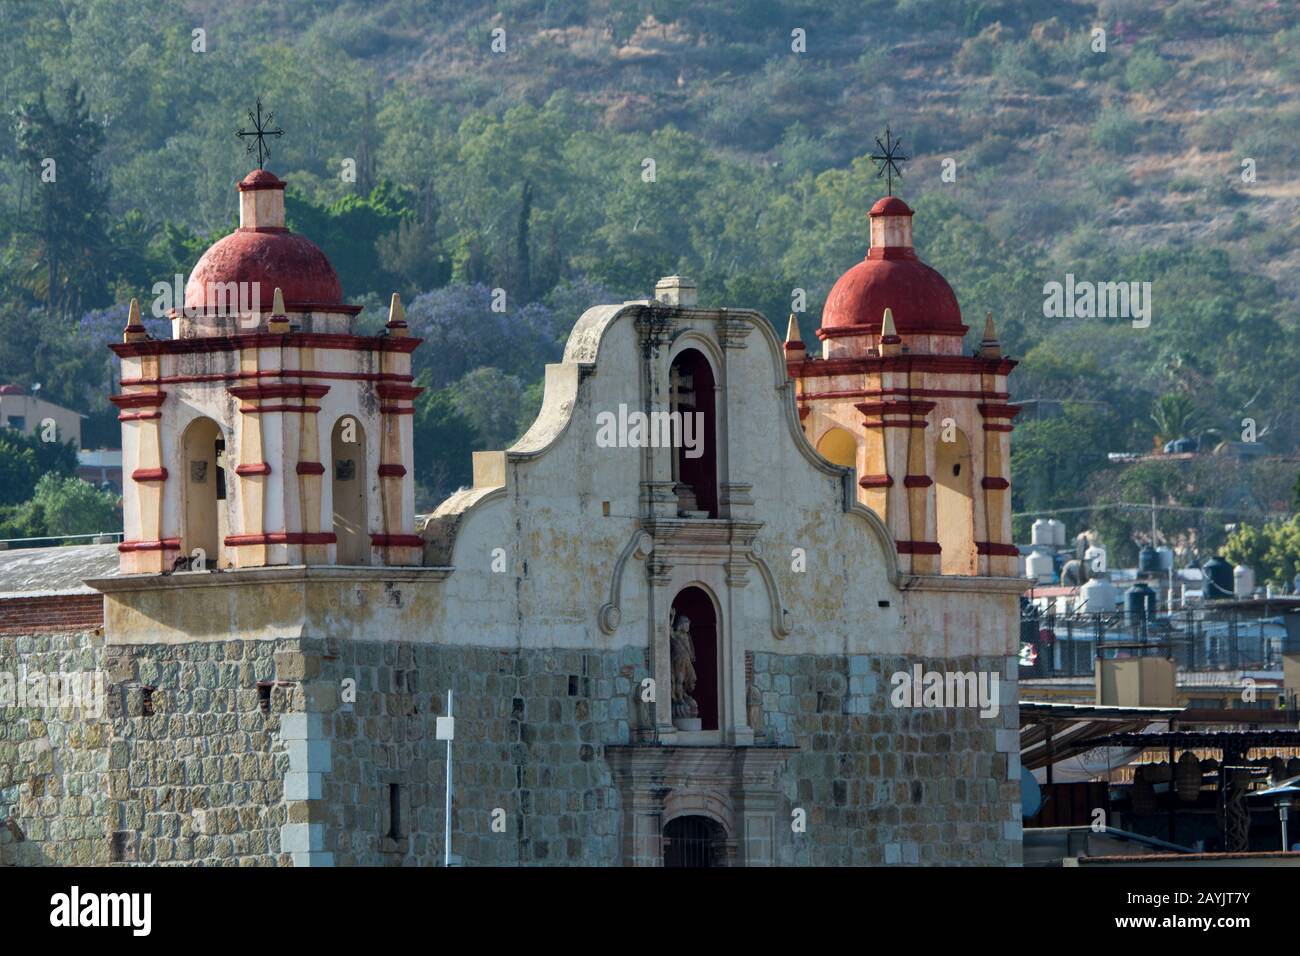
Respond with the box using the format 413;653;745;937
3;628;1019;866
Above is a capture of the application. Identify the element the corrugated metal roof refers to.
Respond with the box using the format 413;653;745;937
0;544;119;597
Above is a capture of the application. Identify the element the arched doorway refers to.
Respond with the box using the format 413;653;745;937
670;586;719;732
181;417;224;568
936;427;975;575
331;415;368;565
816;426;857;469
663;815;726;867
668;348;717;517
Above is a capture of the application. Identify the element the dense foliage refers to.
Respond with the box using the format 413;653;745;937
0;0;1296;557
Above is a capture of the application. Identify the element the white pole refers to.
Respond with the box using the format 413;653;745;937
444;688;453;867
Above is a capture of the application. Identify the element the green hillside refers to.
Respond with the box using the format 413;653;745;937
1;0;1297;558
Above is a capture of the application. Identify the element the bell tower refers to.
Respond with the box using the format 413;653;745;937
786;196;1019;576
111;169;423;574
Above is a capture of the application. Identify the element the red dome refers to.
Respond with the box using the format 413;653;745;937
820;198;965;336
184;230;344;313
821;257;964;335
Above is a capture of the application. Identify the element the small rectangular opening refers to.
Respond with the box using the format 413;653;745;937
141;686;155;717
601;501;610;517
257;682;272;715
878;600;890;608
388;784;402;840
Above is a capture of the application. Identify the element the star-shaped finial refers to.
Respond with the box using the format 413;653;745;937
236;97;284;170
869;126;909;197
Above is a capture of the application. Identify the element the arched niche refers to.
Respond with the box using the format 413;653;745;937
331;414;369;565
936;426;976;575
668;347;718;518
181;416;225;568
816;426;858;469
671;585;720;732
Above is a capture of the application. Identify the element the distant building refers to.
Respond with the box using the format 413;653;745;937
0;384;84;448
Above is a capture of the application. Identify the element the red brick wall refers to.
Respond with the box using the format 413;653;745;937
0;593;104;634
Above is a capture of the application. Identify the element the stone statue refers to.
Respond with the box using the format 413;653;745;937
746;680;764;739
669;611;698;719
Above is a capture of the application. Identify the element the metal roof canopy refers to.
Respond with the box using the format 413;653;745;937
1020;702;1181;772
1081;729;1300;751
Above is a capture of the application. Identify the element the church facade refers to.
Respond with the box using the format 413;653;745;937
0;172;1024;867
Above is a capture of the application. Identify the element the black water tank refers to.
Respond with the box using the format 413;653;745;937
1138;545;1160;574
1203;556;1233;600
1126;582;1154;621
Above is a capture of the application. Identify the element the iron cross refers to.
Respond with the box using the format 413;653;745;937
870;126;909;196
236;97;283;170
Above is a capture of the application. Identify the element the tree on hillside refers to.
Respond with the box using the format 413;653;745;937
1150;393;1199;447
11;84;111;319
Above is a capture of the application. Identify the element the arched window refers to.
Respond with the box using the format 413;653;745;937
816;427;857;469
668;348;717;518
670;586;719;732
936;427;976;575
331;415;369;565
181;417;225;568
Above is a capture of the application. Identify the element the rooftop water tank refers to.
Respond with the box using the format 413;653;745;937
1031;518;1051;547
1138;545;1160;574
1203;556;1233;600
1084;544;1108;574
1079;575;1119;613
1156;546;1174;571
1026;550;1055;584
1233;564;1255;598
1046;519;1066;547
1126;582;1154;621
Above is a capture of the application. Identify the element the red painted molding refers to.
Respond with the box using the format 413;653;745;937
903;475;933;488
229;383;330;401
110;332;421;358
895;540;942;555
983;424;1015;433
818;325;967;340
370;534;423;548
117;411;162;422
118;538;182;553
859;474;894;489
801;387;1011;402
225;532;337;546
976;542;1020;556
794;354;1018;378
109;391;167;409
296;461;325;476
121;370;415;387
235;463;272;477
237;404;323;414
376;383;425;401
981;477;1010;490
131;467;168;482
855;400;937;417
797;406;811;421
377;464;407;478
379;406;415;415
860;418;930;429
977;403;1023;419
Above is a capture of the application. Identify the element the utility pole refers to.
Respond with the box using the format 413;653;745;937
437;689;455;867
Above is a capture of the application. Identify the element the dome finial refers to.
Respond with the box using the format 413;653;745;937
785;312;803;345
386;292;409;337
123;297;148;344
879;307;902;356
979;311;1001;358
268;287;290;334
